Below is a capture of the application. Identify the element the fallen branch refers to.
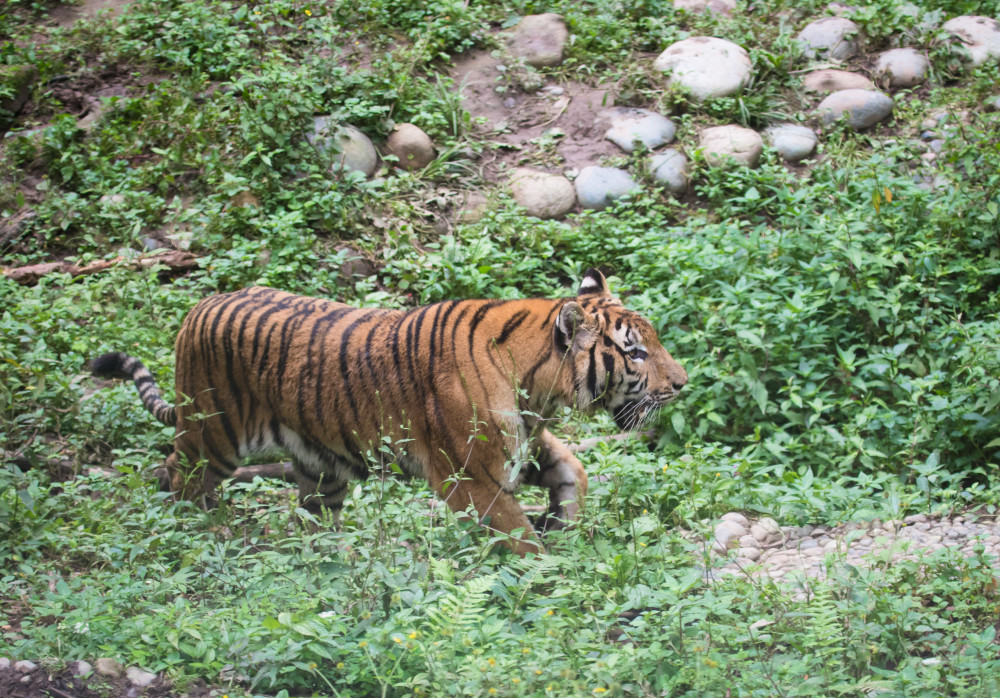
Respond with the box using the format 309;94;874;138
2;249;198;286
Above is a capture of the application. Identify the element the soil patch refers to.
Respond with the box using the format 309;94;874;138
452;49;623;178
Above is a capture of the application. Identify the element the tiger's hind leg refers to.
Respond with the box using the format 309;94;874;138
165;428;239;509
525;428;588;533
291;457;351;526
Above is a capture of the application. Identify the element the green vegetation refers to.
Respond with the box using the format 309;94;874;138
2;0;999;696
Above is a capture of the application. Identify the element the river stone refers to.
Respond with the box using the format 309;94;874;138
816;89;893;129
715;520;748;548
736;546;761;560
603;107;676;153
650;149;688;195
309;117;378;177
764;124;817;162
127;666;157;687
505;13;569;67
803;69;875;93
0;657;9;670
874;48;928;88
942;16;1000;67
738;534;759;549
508;168;576;219
797;17;861;61
674;0;737;13
721;512;751;528
14;660;36;673
96;658;125;678
72;660;93;676
385;123;435;171
700;125;763;167
654;37;752;101
574;166;641;211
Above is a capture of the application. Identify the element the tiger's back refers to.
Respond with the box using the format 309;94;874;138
92;271;689;554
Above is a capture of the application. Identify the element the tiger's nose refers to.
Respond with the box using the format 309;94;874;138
672;380;686;391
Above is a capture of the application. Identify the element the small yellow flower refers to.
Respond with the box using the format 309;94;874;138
595;689;607;694
359;641;367;648
488;690;497;696
546;609;554;616
521;648;531;654
309;662;317;669
488;657;496;666
408;632;418;639
393;636;402;643
512;678;520;684
536;669;543;675
305;8;312;15
336;662;344;669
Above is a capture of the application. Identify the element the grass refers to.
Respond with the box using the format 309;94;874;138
2;0;1000;695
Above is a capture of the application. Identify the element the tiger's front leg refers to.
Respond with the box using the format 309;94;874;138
525;428;588;533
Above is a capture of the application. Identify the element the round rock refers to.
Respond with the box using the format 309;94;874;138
874;48;928;88
797;17;861;61
736;547;761;560
816;89;893;130
650;149;688;195
764;124;817;162
14;660;36;673
95;658;125;678
803;69;874;93
673;0;736;13
721;512;751;528
72;660;93;676
309;117;378;177
603;107;676;153
506;13;569;68
574;166;641;211
0;657;9;671
385;123;435;171
700;125;763;167
942;16;1000;67
126;666;157;687
654;37;752;102
508;168;576;219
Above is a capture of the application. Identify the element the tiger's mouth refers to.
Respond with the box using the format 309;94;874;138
613;396;667;431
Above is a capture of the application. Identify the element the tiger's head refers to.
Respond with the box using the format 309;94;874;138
556;269;688;431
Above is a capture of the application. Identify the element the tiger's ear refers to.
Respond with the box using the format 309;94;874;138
557;301;597;347
578;268;610;297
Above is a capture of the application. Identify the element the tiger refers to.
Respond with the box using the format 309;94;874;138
89;269;688;555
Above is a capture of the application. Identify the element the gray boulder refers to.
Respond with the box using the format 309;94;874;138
942;16;1000;67
574;167;641;211
650;149;689;195
764;124;818;162
310;117;378;177
700;125;764;167
816;89;893;130
509;168;576;219
654;37;752;102
797;17;861;60
603;107;676;153
506;14;569;67
874;48;928;88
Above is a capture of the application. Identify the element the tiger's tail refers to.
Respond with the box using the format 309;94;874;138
89;352;177;426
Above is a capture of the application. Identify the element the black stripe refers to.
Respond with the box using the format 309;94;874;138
496;309;530;345
602;352;616;387
586;344;597;399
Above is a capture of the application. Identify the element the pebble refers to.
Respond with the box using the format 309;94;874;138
508;168;576;219
797;538;819;550
505;13;569;67
816;89;893;130
72;660;93;676
96;657;125;678
603;107;676;153
942;16;1000;67
650;149;689;195
797;17;861;61
700;125;764;167
928;139;944;153
874;47;928;88
721;512;751;528
14;660;36;673
904;513;928;524
309;118;378;177
674;0;736;13
803;69;875;93
384;123;435;171
126;666;158;687
573;166;641;211
654;36;753;102
765;123;817;162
